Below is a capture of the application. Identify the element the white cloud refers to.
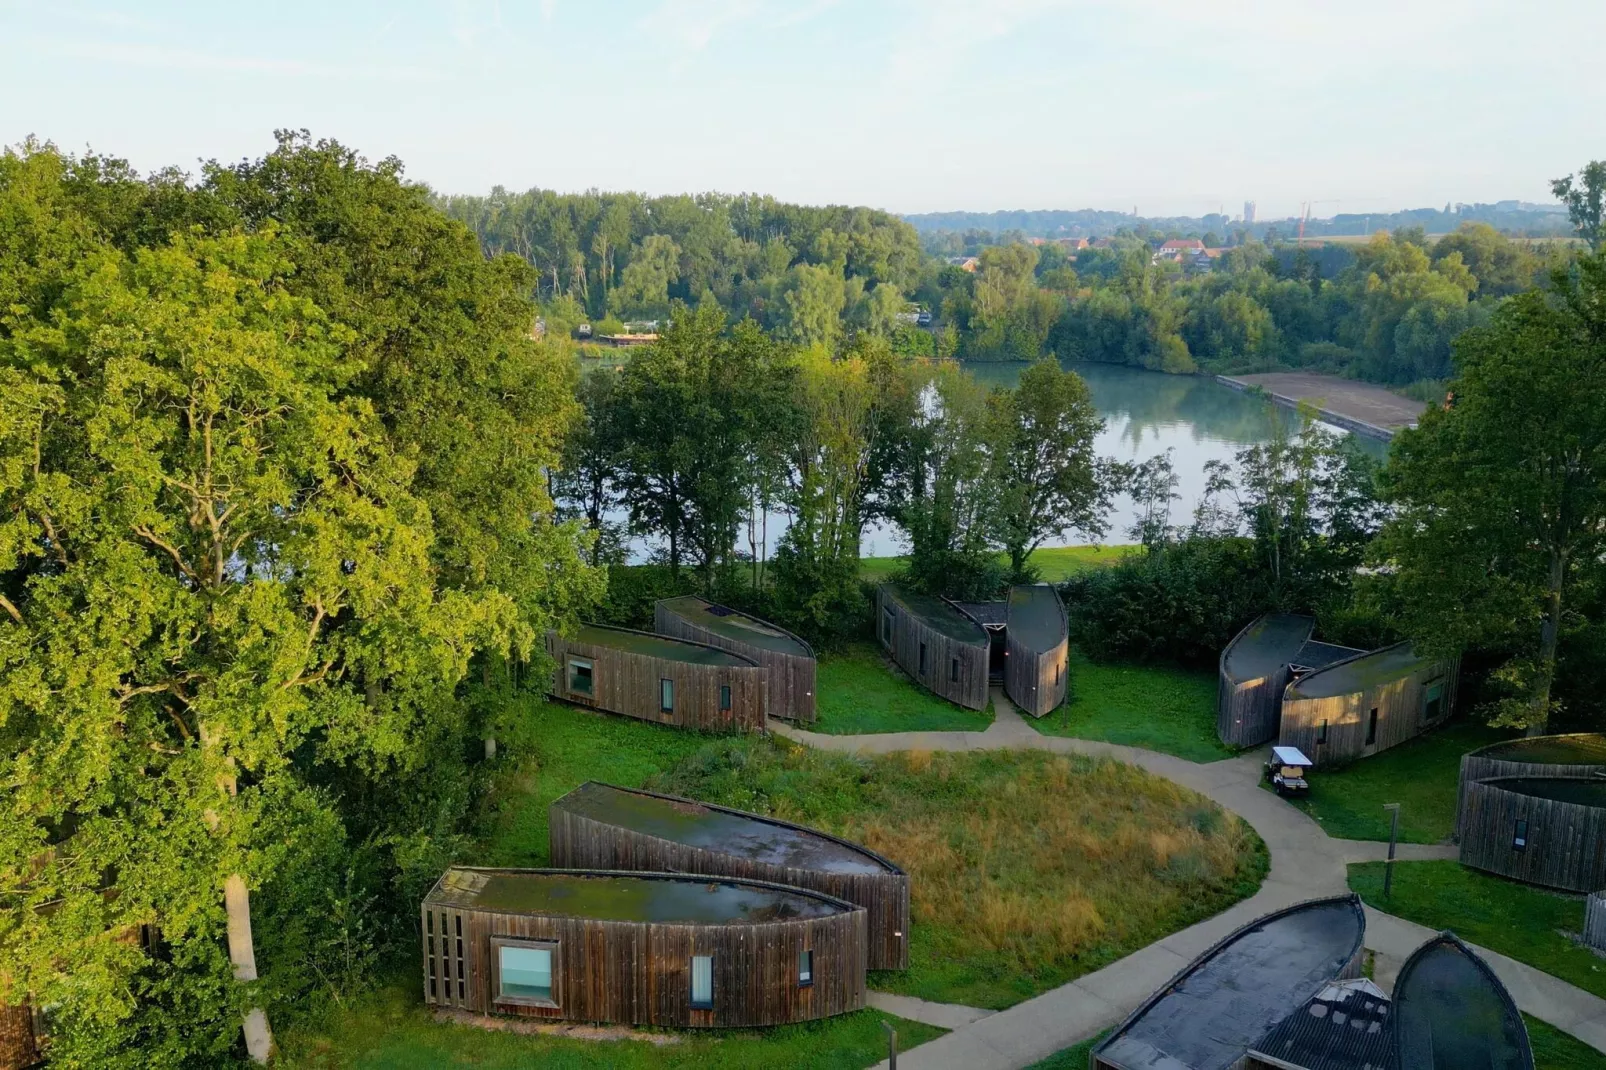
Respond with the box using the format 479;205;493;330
638;0;762;51
36;38;441;83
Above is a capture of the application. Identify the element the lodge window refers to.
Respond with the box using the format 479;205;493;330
1365;707;1379;745
720;684;732;711
1317;719;1328;745
919;642;928;676
950;657;959;683
568;658;594;697
661;678;675;713
882;607;895;646
494;938;559;1007
1513;819;1528;851
798;949;813;987
691;955;714;1008
425;911;437;1000
1422;681;1446;724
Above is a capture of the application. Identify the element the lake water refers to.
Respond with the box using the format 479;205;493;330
615;360;1386;563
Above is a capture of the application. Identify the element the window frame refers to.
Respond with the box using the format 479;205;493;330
491;936;561;1009
881;607;895;647
1513;818;1528;851
918;641;928;677
660;677;675;714
1317;719;1329;745
950;656;959;684
690;954;714;1009
720;683;732;711
798;948;813;988
1422;680;1446;724
567;657;594;697
1365;707;1379;746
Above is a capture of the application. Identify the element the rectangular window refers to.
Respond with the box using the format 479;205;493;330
568;658;594;696
919;642;928;676
720;684;732;711
798;949;813;987
1317;719;1329;745
882;607;895;647
1514;819;1528;850
1365;707;1379;745
950;657;959;683
691;955;713;1008
661;678;675;713
1422;681;1446;724
496;942;557;1006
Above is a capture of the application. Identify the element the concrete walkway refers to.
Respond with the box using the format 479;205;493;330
771;689;1606;1068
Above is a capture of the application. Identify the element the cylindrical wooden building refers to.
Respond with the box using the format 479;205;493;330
1586;891;1606;954
1456;733;1606;841
0;1005;41;1070
1276;643;1458;768
875;584;989;710
545;624;767;733
1003;584;1068;718
1458;776;1606;892
549;781;910;970
653;596;817;723
421;867;866;1028
1217;613;1316;748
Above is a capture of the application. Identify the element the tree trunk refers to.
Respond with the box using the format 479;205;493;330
225;874;273;1062
1529;548;1566;736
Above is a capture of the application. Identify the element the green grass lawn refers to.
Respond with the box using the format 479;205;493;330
1349;861;1606;1000
1026;1030;1108;1068
1030;653;1234;763
858;544;1134;584
278;982;942;1069
1274;720;1517;843
812;641;994;734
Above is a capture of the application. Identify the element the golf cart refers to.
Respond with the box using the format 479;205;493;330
1266;745;1312;796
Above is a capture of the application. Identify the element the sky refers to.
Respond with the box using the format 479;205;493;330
3;0;1604;220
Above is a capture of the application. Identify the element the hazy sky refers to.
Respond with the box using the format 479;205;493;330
4;0;1603;219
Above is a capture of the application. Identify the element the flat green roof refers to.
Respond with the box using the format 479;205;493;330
1288;644;1430;700
884;585;988;645
1473;733;1606;766
1222;613;1315;683
572;625;754;667
557;783;892;876
658;596;811;657
1490;778;1606;808
426;868;848;924
1007;585;1066;654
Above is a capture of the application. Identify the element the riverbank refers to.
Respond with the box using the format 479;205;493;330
1215;371;1427;439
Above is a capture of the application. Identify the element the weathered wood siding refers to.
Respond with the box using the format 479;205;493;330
550;789;911;971
1586;892;1606;954
1004;590;1068;719
421;875;866;1028
1458;778;1606;892
1277;648;1459;768
1455;735;1606;842
545;628;767;733
0;1005;40;1070
875;586;989;710
1216;615;1308;748
653;600;817;724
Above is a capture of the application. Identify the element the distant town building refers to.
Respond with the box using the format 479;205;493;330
1244;200;1258;224
1053;237;1090;250
1153;238;1208;265
946;256;980;272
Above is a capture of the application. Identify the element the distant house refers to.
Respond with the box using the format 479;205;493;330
1090;237;1115;250
597;333;658;347
1154;238;1208;265
946;256;980;272
1025;236;1046;246
1054;237;1090;250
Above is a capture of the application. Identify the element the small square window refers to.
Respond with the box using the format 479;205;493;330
661;678;675;713
691;955;713;1008
950;657;959;683
720;684;732;711
798;949;813;987
882;608;895;646
568;658;594;696
495;940;558;1007
1513;819;1528;850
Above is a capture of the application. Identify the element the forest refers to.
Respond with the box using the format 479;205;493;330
1;133;1603;1067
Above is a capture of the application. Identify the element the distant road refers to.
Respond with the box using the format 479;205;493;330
1216;372;1428;440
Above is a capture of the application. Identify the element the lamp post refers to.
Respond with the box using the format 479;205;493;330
883;1020;898;1069
1383;803;1401;898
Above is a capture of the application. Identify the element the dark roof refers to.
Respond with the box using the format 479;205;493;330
569;624;757;667
1392;933;1532;1070
1291;641;1365;672
1470;733;1606;766
883;584;989;645
656;596;813;657
1094;895;1367;1070
552;783;898;876
1479;776;1606;808
952;601;1008;627
1007;584;1068;654
1286;644;1433;701
423;867;855;925
1248;978;1394;1070
1222;613;1316;684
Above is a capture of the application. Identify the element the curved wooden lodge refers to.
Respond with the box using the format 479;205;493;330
545;625;767;733
875;584;989;710
550;781;910;970
1277;643;1457;768
1457;733;1606;840
1458;776;1606;892
654;596;817;723
1217;613;1317;747
1003;585;1069;717
1393;932;1532;1069
1093;895;1366;1070
421;867;866;1028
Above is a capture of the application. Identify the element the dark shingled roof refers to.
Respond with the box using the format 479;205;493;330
1223;613;1316;684
1248;978;1394;1070
1291;640;1365;672
1392;933;1532;1070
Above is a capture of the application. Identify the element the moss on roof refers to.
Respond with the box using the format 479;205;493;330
556;783;893;876
425;868;849;924
1007;585;1066;654
1473;733;1606;766
1489;778;1606;808
1222;613;1315;684
571;625;755;667
883;585;988;645
1288;644;1431;700
658;596;812;657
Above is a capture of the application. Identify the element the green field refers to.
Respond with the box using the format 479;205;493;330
859;544;1134;584
813;641;994;734
1030;653;1234;763
1349;860;1606;1000
1274;720;1516;842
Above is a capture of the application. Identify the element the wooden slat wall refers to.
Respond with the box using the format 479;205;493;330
420;895;866;1027
1277;651;1459;768
1458;777;1606;892
1586;892;1606;953
1455;740;1606;842
653;601;818;724
1217;668;1289;748
876;586;989;711
1003;589;1068;718
550;802;911;971
545;629;767;733
0;1005;40;1070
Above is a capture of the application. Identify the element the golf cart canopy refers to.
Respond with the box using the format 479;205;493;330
1272;746;1313;768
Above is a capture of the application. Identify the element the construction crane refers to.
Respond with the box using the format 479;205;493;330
1297;199;1342;245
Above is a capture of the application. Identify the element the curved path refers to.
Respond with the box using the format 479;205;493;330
771;690;1606;1069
